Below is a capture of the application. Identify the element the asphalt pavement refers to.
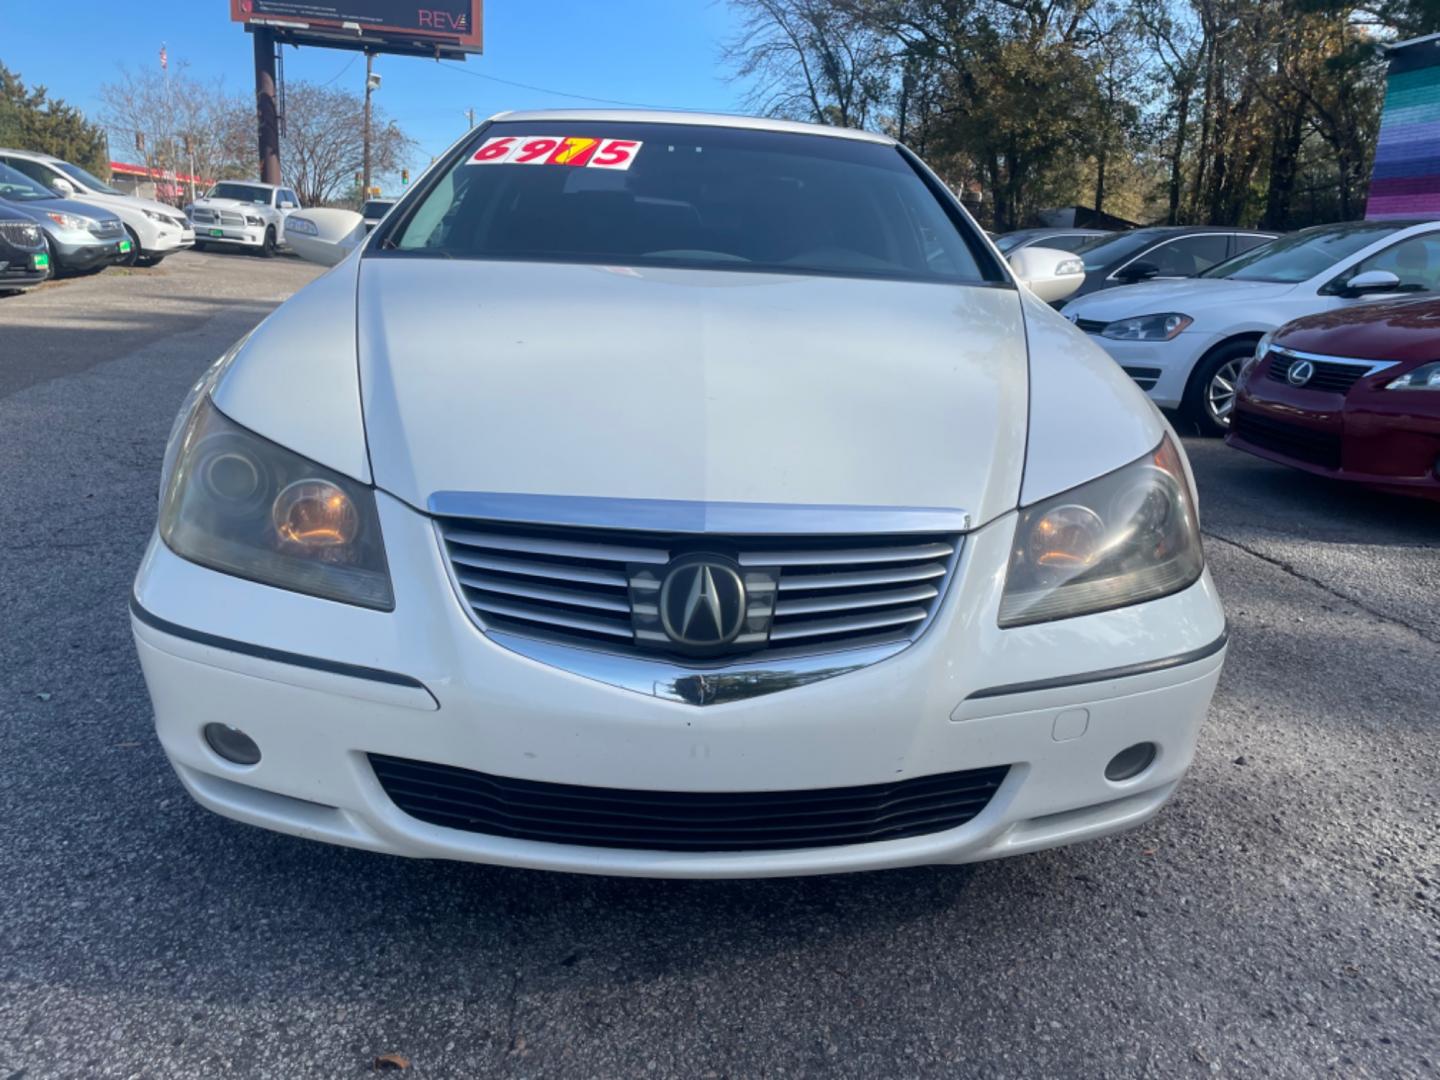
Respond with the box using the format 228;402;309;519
1;254;1437;1079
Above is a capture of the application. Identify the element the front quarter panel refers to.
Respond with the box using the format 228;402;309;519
209;257;370;483
1019;293;1166;504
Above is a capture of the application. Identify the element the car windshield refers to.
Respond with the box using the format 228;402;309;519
1201;222;1403;283
54;159;122;195
209;183;272;205
382;122;996;285
361;201;393;219
1071;230;1165;271
0;162;55;202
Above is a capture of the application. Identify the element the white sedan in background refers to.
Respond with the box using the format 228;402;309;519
131;110;1225;879
1062;220;1440;434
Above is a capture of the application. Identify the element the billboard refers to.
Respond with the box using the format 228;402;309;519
231;0;482;56
1366;33;1440;220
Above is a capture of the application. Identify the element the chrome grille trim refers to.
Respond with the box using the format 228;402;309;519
435;499;966;702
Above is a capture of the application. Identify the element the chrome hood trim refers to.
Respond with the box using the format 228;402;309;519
488;631;909;706
427;492;972;535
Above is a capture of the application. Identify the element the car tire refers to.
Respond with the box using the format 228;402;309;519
193;240;208;252
1183;339;1256;437
259;227;277;258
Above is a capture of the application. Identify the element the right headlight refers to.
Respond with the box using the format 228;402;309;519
159;395;394;610
999;435;1203;627
1385;362;1440;390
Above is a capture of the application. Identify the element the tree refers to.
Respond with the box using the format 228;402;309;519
0;63;109;175
277;82;416;205
724;0;893;127
98;64;252;190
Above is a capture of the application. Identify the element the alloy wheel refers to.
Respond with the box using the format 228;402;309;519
1206;357;1242;428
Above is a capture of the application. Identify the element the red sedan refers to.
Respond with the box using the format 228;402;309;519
1228;297;1440;502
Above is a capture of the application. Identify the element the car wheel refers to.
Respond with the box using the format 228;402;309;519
259;227;277;258
120;227;141;268
1184;340;1255;437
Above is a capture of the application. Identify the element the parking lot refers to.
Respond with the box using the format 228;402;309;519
1;252;1437;1078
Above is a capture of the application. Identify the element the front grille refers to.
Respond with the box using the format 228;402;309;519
1074;317;1107;334
370;754;1010;852
1122;365;1162;391
87;218;123;239
437;518;960;659
0;221;42;250
1266;352;1374;394
1232;410;1341;469
191;208;246;227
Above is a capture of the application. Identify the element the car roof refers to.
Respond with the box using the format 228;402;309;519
0;147;58;161
488;109;894;145
211;180;283;190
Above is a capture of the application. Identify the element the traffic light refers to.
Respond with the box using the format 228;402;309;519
401;169;409;186
135;131;145;153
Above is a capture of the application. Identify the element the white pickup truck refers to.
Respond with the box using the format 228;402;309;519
187;181;301;257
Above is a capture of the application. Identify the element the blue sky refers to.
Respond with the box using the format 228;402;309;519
1;2;752;171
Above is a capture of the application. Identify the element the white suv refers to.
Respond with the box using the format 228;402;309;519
187;181;301;257
0;148;194;266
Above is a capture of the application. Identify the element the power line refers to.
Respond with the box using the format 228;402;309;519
435;61;727;112
316;52;361;88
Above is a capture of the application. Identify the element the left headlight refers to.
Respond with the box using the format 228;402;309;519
1101;313;1193;342
1385;362;1440;390
999;435;1204;627
245;214;264;227
159;395;394;610
142;209;167;223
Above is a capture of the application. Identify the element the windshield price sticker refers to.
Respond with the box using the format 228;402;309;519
469;136;643;170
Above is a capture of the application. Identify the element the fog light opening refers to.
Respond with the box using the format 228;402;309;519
203;723;261;767
1105;742;1156;782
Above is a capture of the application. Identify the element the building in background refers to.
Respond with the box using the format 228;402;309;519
108;161;213;206
1367;33;1440;220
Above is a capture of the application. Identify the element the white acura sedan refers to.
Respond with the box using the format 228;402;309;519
131;111;1227;878
1061;220;1440;434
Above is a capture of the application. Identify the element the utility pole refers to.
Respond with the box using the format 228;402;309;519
466;106;475;130
362;53;375;197
253;27;281;185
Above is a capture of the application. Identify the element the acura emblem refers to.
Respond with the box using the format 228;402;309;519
659;556;747;648
1287;359;1315;387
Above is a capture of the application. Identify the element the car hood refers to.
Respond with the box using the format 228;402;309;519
1273;295;1440;364
1063;277;1295;321
103;191;187;218
9;195;122;225
356;260;1030;528
192;198;264;213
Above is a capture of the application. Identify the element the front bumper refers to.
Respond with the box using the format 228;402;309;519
194;223;266;247
131;492;1228;878
1081;332;1218;410
1229;385;1440;501
49;235;123;272
139;222;195;256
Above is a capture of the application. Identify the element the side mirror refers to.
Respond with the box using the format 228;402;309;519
1008;246;1086;304
283;208;365;267
1340;269;1402;297
50;176;76;197
1116;261;1158;282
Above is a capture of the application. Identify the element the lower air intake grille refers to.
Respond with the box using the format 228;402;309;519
437;518;961;660
369;755;1010;852
1232;410;1342;469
